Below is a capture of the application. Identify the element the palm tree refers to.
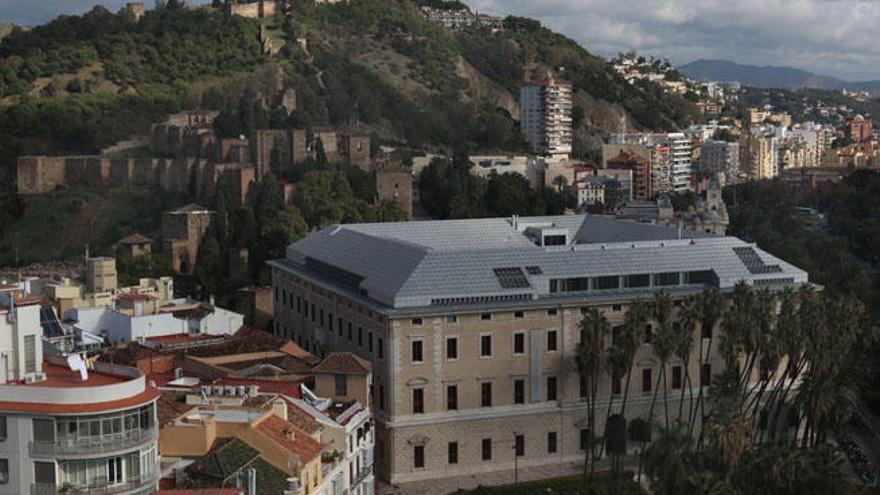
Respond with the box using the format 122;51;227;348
643;421;693;495
689;286;723;437
675;296;698;422
652;291;675;429
618;301;648;419
577;307;610;476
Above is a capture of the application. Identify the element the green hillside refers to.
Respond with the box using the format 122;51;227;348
0;0;702;185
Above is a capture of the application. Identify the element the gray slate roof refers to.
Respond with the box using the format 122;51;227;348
274;215;808;310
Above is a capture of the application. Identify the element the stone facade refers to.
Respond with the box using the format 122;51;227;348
226;0;280;19
272;268;759;485
341;134;372;170
375;168;413;218
161;205;215;274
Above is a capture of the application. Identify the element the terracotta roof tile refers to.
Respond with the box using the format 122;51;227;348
311;352;371;375
118;233;154;245
256;415;323;464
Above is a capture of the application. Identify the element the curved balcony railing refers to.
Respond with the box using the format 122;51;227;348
29;427;158;459
31;471;159;495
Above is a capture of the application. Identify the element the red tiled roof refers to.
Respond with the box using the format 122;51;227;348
256;415;322;464
311;352;371;375
0;387;160;414
146;333;216;345
118;233;154;245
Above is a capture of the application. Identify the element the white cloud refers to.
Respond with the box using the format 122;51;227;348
470;0;880;81
2;0;878;80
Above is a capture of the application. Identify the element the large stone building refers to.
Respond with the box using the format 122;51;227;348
269;215;808;487
520;80;573;159
375;167;413;219
0;286;160;495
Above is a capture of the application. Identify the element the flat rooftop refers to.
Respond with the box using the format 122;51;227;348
271;214;809;311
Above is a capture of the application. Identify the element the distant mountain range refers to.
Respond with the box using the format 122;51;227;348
679;59;880;96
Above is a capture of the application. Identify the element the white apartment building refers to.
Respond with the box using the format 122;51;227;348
609;133;693;192
520;80;573;159
0;287;160;495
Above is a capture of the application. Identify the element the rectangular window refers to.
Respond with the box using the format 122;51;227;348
514;311;524;319
580;429;590;451
412;318;423;326
335;374;348;396
358;327;363;346
448;442;458;464
348;323;352;341
480;335;492;357
672;366;682;390
320;308;324;327
547;376;558;401
643;369;653;393
378;338;384;359
32;419;54;442
656;272;681;287
337;317;342;336
414;445;425;469
24;335;35;373
702;323;712;339
368;332;374;352
0;458;7;484
297;297;302;314
513;332;525;355
379;385;385;411
447;315;458;324
612;304;622;312
547;330;558;352
625;273;651;288
411;340;424;363
412;388;424;414
514;379;525;404
547;308;558;316
548;432;558;453
304;301;309;318
515;434;525;457
481;313;492;321
447;385;458;410
311;303;315;323
596;276;620;290
644;324;653;344
34;462;55;484
482;438;492;461
446;336;458;360
701;363;712;387
481;382;492;408
612;375;622;395
0;416;6;440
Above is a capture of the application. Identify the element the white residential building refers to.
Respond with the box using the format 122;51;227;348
520;80;573;159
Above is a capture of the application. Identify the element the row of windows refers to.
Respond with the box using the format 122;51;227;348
411;308;561;326
549;270;717;294
411;377;560;413
412;430;590;469
410;331;559;363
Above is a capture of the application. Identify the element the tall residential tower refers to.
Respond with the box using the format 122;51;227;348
520;80;573;159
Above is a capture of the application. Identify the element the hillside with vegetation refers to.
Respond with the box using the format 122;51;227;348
0;0;702;185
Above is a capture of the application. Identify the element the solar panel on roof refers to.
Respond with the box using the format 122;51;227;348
525;266;543;275
493;267;531;289
40;307;65;338
733;247;783;274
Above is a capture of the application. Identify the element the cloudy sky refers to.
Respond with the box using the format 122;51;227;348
3;0;880;81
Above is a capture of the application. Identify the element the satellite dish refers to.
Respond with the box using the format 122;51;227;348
66;353;89;381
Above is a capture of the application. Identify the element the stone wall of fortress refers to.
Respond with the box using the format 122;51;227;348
16;155;254;204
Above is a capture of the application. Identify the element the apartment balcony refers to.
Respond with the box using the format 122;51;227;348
31;472;159;495
29;427;159;459
352;462;374;487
